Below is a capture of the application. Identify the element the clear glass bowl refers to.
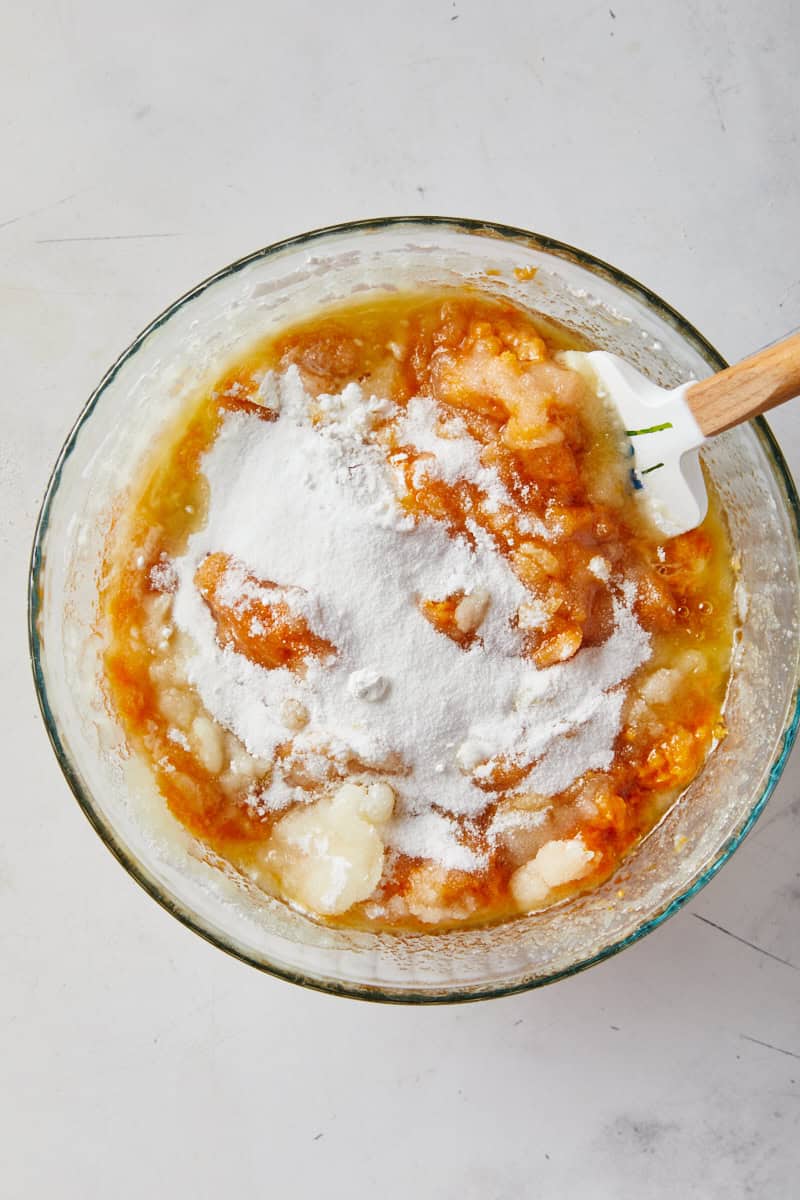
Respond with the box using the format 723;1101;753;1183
29;217;800;1002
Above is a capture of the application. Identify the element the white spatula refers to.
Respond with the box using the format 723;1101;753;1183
561;330;800;536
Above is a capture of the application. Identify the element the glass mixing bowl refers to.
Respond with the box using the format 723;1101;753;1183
29;217;800;1002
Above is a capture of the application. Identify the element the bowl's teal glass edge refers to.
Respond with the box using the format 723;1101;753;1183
27;216;800;1004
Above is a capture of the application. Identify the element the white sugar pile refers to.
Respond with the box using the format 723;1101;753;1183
170;367;650;871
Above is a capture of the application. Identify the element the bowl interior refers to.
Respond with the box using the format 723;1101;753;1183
31;218;800;1001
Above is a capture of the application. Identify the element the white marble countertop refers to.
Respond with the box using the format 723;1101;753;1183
3;1;799;1195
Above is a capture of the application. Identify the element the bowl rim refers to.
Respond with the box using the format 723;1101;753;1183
28;214;800;1003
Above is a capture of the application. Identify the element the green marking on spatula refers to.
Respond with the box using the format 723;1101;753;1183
625;421;673;436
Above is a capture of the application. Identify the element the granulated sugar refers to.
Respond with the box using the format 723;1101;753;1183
170;367;651;870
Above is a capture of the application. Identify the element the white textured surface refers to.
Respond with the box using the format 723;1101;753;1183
3;1;799;1195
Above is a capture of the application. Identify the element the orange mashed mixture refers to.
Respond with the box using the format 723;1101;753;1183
100;291;735;931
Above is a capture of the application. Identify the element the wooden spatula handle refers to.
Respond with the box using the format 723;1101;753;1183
686;330;800;436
